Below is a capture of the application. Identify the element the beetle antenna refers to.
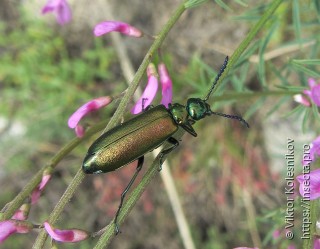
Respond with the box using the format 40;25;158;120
203;56;229;102
208;110;249;128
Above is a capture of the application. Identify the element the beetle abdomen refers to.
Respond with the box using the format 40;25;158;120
82;105;178;174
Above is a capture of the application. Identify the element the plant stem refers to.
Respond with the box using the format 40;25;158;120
32;169;85;249
0;121;107;222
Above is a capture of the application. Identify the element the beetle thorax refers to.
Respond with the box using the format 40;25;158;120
169;103;189;125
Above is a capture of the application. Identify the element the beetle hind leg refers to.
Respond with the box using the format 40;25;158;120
114;156;144;235
158;137;179;171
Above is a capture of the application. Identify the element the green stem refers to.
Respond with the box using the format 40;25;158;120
213;90;301;102
32;169;85;249
0;121;107;222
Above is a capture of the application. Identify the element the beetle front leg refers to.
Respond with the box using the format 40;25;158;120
158;137;179;171
114;156;144;235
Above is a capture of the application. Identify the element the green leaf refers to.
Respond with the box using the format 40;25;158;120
214;0;233;11
184;0;208;8
291;61;320;78
233;0;248;7
292;0;301;40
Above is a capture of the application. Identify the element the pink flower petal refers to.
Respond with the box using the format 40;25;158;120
44;222;89;243
0;220;33;243
56;0;72;25
308;78;317;88
94;21;142;37
12;203;31;221
0;221;16;243
131;64;158;114
68;96;113;129
314;237;320;249
41;0;72;25
31;172;52;204
293;94;310;107
233;247;259;249
75;124;85;138
310;84;320;106
310;136;320;161
297;168;320;200
287;245;296;249
158;63;173;108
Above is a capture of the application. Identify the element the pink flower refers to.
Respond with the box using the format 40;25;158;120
12;203;31;220
68;96;113;135
31;171;52;204
158;63;173;108
303;78;320;106
233;247;259;249
297;168;320;200
94;21;143;37
44;222;89;243
287;245;296;249
41;0;72;25
75;124;85;138
314;237;320;249
293;94;310;107
272;229;281;239
302;136;320;166
131;63;159;114
0;220;33;243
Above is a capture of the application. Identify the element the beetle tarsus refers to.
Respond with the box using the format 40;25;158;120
158;137;179;171
114;156;144;234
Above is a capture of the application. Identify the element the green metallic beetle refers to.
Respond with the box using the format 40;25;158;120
82;56;249;234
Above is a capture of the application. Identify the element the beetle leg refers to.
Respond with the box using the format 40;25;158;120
114;156;144;235
141;98;154;112
158;137;179;171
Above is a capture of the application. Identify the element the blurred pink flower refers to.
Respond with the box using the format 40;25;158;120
233;247;259;249
12;203;31;221
303;78;320;106
302;136;320;166
314;237;320;249
68;96;113;136
44;222;89;243
94;21;143;37
158;63;173;108
131;63;159;114
293;94;310;107
75;124;85;138
31;171;52;204
0;220;33;243
297;168;320;200
41;0;72;25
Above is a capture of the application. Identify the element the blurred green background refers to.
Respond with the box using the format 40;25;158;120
1;0;319;248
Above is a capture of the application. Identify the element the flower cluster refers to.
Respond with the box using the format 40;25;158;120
68;21;172;137
0;168;53;244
